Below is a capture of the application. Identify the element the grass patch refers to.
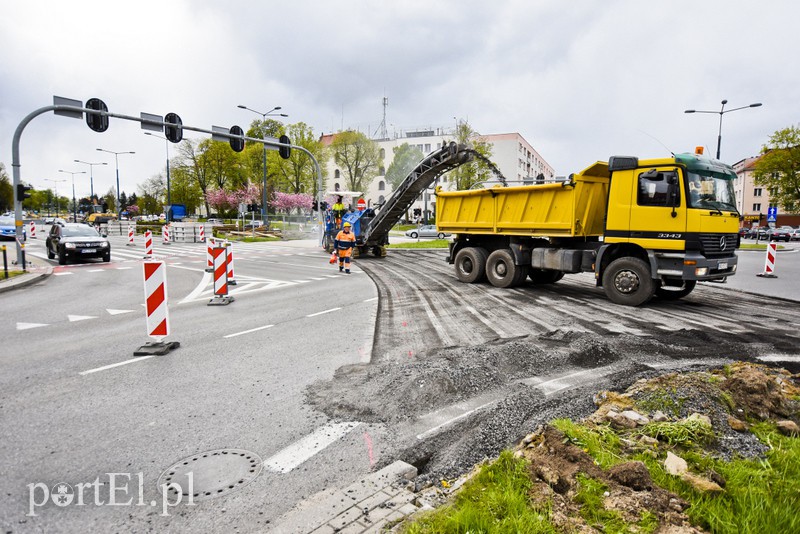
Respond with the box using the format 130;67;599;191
388;239;449;249
222;235;282;243
635;389;686;418
640;419;715;448
393;224;419;231
552;419;625;469
1;270;29;281
402;451;556;534
738;243;786;250
574;475;629;533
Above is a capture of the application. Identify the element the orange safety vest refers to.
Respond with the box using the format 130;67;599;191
335;229;356;257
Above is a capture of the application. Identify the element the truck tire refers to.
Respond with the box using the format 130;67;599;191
323;234;333;253
655;280;696;300
486;249;527;288
529;269;564;284
454;247;488;283
602;257;654;306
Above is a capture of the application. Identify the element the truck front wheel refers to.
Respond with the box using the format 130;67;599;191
655;280;696;300
486;249;528;288
454;247;488;283
602;257;654;306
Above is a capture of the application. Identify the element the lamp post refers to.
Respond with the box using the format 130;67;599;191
237;105;288;224
44;178;66;218
684;99;762;160
144;132;172;219
58;170;86;222
73;159;107;200
96;148;135;216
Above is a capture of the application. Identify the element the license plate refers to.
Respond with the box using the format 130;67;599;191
82;248;96;253
718;261;728;270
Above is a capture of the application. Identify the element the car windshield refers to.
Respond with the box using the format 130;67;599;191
0;217;14;226
686;172;737;212
62;226;100;237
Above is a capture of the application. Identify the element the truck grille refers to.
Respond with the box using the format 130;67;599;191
698;233;737;256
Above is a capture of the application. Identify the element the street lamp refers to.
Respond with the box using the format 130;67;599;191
237;105;288;224
58;169;86;222
44;178;66;218
73;159;107;200
144;132;172;219
96;148;135;216
684;99;762;160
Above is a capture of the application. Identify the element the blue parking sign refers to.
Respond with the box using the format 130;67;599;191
767;206;778;222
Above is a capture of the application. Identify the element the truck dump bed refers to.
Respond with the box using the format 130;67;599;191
436;162;610;238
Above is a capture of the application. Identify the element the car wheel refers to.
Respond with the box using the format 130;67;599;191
486;249;527;288
409;232;418;238
103;251;111;262
454;247;488;283
437;232;446;239
602;257;654;306
58;246;67;265
655;280;696;300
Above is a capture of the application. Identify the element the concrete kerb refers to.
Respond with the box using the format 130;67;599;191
0;256;53;294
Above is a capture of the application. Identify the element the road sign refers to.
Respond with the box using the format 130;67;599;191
357;198;366;211
767;206;777;223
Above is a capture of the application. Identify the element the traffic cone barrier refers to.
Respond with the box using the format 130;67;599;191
162;225;170;245
208;246;234;305
205;237;215;273
757;241;778;278
225;241;237;285
134;260;179;356
143;230;153;258
29;222;36;239
127;225;135;246
198;224;205;243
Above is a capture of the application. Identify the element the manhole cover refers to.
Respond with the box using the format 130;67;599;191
157;449;263;502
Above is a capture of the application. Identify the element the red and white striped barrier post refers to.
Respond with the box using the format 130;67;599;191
208;246;234;305
757;241;778;278
127;225;135;246
198;224;205;243
143;229;153;258
225;240;237;285
162;224;170;245
134;260;180;356
205;237;216;272
29;221;36;239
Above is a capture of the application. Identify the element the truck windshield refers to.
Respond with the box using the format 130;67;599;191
686;172;737;212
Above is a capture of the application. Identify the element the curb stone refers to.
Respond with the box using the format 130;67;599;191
271;461;422;534
0;257;53;294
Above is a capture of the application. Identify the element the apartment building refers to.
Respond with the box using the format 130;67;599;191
733;155;771;228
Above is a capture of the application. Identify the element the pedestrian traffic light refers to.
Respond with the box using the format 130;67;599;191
279;135;291;159
16;183;32;202
229;125;245;152
85;98;109;133
164;112;183;143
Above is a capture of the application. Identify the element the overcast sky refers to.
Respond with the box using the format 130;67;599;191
1;0;797;198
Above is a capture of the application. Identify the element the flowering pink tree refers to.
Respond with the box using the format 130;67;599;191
206;189;236;216
232;184;260;207
271;192;313;214
127;204;140;216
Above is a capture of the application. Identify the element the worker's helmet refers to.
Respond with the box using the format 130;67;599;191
343;222;352;227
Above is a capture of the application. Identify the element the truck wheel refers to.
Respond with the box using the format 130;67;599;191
529;269;564;284
655;280;696;300
454;247;487;283
486;249;526;288
323;235;333;253
602;257;654;306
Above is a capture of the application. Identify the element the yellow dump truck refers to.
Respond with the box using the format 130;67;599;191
436;152;739;306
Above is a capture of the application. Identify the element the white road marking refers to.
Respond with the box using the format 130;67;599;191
179;271;213;304
54;272;73;276
263;422;360;473
107;308;135;315
116;267;133;270
363;297;378;302
68;315;97;322
16;322;48;330
306;307;341;317
311;277;325;281
169;264;209;273
79;356;154;375
87;269;105;272
292;280;312;283
758;354;800;362
224;324;275;338
416;400;497;440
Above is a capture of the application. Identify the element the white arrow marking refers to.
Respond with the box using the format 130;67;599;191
68;315;98;322
107;309;135;316
17;322;48;330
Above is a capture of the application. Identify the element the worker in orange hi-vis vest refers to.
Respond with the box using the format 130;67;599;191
334;222;356;274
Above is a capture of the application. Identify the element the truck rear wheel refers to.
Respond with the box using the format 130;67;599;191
454;247;488;283
602;257;654;306
529;269;564;284
655;280;696;300
486;249;527;288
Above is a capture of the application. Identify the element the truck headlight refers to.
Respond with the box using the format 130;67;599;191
695;267;708;276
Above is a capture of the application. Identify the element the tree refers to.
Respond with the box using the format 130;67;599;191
168;165;204;214
753;126;800;213
0;163;12;212
137;176;164;215
447;120;495;190
386;143;424;189
206;189;235;217
331;130;382;192
274;122;327;196
271;192;313;214
175;138;213;215
103;188;117;214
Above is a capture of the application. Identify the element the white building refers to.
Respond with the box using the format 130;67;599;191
319;129;555;222
733;155;772;228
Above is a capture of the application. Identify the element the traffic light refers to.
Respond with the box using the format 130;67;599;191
164;112;183;143
16;183;32;202
312;200;318;211
85;98;109;133
413;208;422;217
229;125;245;152
321;201;329;210
279;135;291;159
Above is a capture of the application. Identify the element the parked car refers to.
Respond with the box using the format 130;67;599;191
791;228;800;241
0;216;26;240
46;223;110;265
205;218;222;226
770;226;793;242
738;227;749;238
405;225;451;239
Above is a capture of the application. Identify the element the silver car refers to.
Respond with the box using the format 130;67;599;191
405;225;450;239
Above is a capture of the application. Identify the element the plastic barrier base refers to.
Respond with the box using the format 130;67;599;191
208;296;235;306
133;340;181;356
